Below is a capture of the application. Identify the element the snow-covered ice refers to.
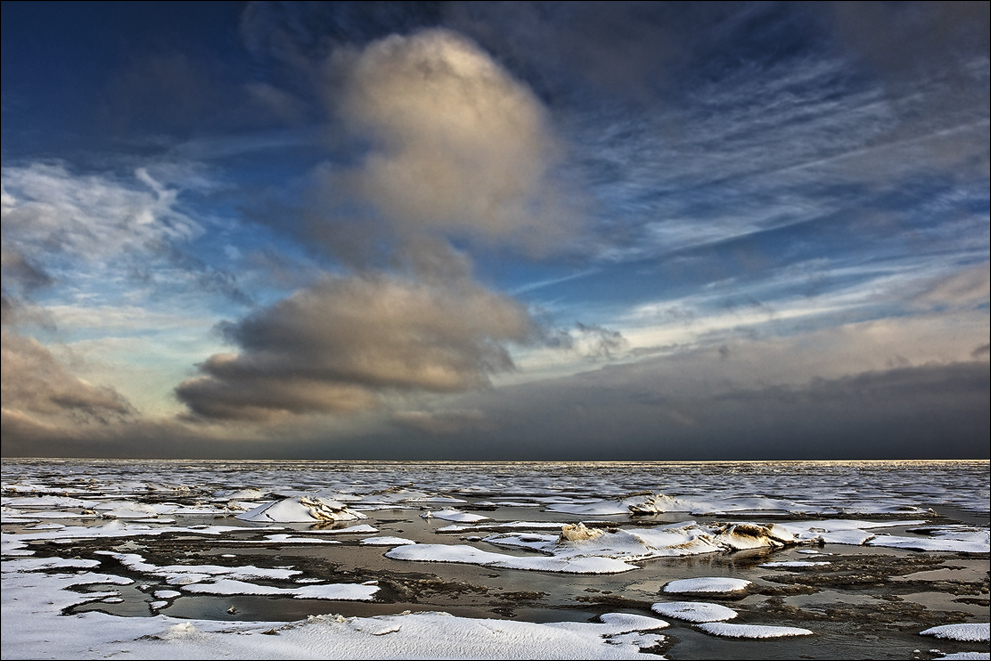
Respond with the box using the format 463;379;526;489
3;458;989;660
1;558;669;659
420;509;490;523
696;622;814;638
663;577;751;594
386;542;637;574
921;623;991;642
182;578;380;601
236;496;366;523
651;601;738;623
359;536;416;546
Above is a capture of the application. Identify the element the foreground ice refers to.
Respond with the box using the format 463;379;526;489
662;577;751;595
478;520;801;570
421;509;490;523
868;529;990;554
920;623;991;642
696;622;814;638
385;543;635;574
182;578;379;601
546;491;933;517
1;558;670;660
360;536;416;546
237;496;367;523
650;602;738;623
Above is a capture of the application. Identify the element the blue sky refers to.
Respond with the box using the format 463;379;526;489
2;1;988;459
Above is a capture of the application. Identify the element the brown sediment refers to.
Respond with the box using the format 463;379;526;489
759;553;990;595
755;595;972;629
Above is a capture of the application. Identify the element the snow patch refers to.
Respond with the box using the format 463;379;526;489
651;601;738;623
697;622;814;638
921;623;990;642
663;577;751;595
360;536;416;546
236;496;366;523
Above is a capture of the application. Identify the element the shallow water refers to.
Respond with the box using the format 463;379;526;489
3;459;989;659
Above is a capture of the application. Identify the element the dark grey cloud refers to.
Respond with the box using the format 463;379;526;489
408;360;991;461
176;274;535;421
825;1;989;83
391;409;491;436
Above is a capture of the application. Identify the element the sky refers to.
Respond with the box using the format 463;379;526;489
2;1;988;460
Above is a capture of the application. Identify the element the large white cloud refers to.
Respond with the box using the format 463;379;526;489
308;29;581;265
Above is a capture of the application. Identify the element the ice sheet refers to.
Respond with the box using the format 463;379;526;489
696;622;814;638
421;509;490;523
360;536;416;546
651;601;738;623
182;578;380;601
237;496;367;523
1;562;669;660
920;623;991;642
385;542;637;574
663;577;751;594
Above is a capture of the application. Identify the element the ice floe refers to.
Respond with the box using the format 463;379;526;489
546;491;931;517
420;509;490;523
483;520;800;568
921;623;991;642
182;578;379;601
385;542;636;574
759;561;831;568
696;622;814;638
868;530;990;554
250;534;341;544
96;551;303;583
236;496;367;523
359;536;416;546
1;559;671;660
651;601;738;623
305;523;379;535
663;577;751;595
777;519;928;546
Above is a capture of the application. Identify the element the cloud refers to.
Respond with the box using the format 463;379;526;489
545;322;628;361
391;409;490;436
910;262;990;307
824;1;989;83
306;28;580;267
176;274;534;421
438;356;990;460
1;327;133;427
1;163;200;263
1;247;52;294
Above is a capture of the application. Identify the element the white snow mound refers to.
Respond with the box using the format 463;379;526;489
921;623;990;642
697;622;814;638
651;601;738;623
236;496;366;523
663;577;751;594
